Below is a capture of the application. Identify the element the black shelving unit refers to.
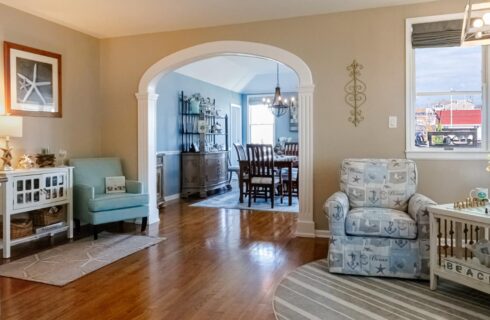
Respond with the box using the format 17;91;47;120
179;91;229;153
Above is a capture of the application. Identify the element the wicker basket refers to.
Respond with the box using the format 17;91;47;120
0;218;33;239
32;206;66;226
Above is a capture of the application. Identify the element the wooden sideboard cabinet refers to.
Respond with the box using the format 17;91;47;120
0;167;74;258
181;151;228;198
156;153;165;207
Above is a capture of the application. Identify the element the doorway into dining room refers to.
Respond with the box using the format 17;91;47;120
137;41;316;237
152;54;300;213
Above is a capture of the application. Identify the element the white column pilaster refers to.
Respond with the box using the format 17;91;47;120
296;85;316;237
136;92;160;225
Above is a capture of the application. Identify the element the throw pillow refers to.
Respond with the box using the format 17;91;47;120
105;176;126;194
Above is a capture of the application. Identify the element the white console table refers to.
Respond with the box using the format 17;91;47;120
428;203;490;294
0;167;73;258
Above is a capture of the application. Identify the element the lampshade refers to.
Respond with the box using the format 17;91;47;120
0;115;23;138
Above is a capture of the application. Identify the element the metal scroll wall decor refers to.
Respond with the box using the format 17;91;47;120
344;60;366;126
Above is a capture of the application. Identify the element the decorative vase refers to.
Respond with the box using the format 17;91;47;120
189;97;200;114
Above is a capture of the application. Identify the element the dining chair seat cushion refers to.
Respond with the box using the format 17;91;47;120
250;176;280;184
345;207;417;240
89;193;149;212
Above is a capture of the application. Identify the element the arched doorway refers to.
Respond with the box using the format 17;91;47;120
136;41;316;237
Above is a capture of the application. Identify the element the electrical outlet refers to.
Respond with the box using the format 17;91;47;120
389;116;397;128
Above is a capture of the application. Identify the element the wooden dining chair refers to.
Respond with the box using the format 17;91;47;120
284;142;299;156
281;142;299;200
246;144;282;208
234;143;249;203
282;165;299;197
226;151;239;185
234;143;247;161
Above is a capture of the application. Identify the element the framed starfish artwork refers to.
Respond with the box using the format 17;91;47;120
4;41;62;117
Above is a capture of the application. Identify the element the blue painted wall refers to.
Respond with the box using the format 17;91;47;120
241;93;299;145
156;72;242;196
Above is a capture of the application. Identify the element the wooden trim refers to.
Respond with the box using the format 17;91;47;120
164;193;181;201
157;150;181;155
405;13;489;156
315;229;331;238
4;41;62;118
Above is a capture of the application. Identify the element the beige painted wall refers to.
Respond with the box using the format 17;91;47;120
0;4;102;162
99;0;489;230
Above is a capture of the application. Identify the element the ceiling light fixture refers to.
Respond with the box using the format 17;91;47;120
263;64;294;118
462;0;490;46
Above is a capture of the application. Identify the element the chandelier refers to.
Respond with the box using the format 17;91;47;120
263;64;295;117
462;0;490;46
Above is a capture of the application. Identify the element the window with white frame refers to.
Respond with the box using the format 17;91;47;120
248;97;274;145
406;15;488;159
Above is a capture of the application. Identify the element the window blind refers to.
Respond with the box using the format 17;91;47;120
412;20;463;48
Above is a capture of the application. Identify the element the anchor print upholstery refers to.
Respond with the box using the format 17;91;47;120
345;207;417;239
328;236;423;278
340;159;417;211
325;159;436;279
323;191;349;236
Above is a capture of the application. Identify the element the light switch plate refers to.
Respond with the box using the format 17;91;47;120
389;116;397;128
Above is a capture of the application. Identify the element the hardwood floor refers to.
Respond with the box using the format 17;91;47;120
0;200;328;320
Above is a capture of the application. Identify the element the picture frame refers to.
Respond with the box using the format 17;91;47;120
105;176;126;194
289;103;298;132
198;120;207;133
4;41;62;118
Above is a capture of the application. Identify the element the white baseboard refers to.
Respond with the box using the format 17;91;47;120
165;193;181;201
295;219;316;238
315;229;331;238
157;150;181;155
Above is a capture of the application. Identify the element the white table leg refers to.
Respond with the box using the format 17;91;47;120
1;179;10;259
67;201;73;239
3;206;10;259
67;169;74;239
429;212;438;290
2;214;10;258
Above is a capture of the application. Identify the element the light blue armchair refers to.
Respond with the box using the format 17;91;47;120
324;159;436;279
69;157;149;239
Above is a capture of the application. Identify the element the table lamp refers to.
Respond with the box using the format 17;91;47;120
0;115;23;171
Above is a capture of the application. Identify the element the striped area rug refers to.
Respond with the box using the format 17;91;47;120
273;259;490;320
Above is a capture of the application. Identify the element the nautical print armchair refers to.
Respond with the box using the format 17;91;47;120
324;159;436;279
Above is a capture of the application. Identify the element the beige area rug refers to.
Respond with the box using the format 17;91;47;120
0;232;165;286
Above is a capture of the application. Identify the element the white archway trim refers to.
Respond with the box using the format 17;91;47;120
136;41;316;237
135;92;159;224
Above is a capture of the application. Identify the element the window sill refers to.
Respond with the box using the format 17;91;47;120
406;150;488;160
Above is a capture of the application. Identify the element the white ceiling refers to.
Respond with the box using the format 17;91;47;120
0;0;436;38
174;55;298;94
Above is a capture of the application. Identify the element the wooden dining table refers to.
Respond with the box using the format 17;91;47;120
238;155;298;206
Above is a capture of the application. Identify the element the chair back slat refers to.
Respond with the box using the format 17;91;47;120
284;142;299;156
246;144;274;178
234;143;247;161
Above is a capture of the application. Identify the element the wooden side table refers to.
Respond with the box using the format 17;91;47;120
428;204;490;294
